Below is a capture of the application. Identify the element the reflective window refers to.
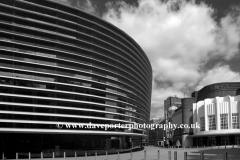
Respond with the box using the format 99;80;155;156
14;72;35;80
106;101;117;106
14;79;36;87
208;115;216;130
14;62;35;71
0;59;13;68
0;14;13;23
232;113;239;129
105;107;116;113
0;5;13;14
220;114;228;129
106;94;117;100
57;52;76;61
36;82;55;90
14;88;35;96
75;74;92;80
36;66;55;74
57;85;73;92
35;74;55;82
14;54;35;63
200;117;205;131
0;77;13;85
0;0;14;6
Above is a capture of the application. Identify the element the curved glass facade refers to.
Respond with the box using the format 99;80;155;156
0;0;152;155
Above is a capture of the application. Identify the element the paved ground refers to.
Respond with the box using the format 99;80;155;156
7;146;240;160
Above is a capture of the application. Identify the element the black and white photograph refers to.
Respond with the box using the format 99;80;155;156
0;0;240;159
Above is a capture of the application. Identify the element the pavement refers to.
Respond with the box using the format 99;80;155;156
6;146;240;160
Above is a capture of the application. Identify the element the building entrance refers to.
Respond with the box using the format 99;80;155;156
221;138;229;145
208;137;216;146
235;138;240;146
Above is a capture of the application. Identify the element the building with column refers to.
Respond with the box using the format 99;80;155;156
193;95;240;146
0;0;152;157
175;83;240;147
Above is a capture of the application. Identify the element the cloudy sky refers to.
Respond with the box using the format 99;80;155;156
57;0;240;119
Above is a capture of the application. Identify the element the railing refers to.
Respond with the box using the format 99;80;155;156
1;147;233;160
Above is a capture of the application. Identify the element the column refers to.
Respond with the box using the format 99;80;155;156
193;103;197;133
204;100;208;131
215;97;221;130
197;102;201;133
229;98;232;129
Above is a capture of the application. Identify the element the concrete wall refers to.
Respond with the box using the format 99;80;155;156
182;98;195;135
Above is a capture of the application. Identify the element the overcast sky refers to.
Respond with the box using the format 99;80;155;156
57;0;240;119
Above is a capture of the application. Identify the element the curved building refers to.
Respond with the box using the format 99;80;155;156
197;82;240;102
0;0;152;155
193;95;240;146
175;83;240;147
172;83;240;148
192;82;240;147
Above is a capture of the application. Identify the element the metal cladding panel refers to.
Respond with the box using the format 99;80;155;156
0;0;152;136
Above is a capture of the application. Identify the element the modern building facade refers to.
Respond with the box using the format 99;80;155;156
173;83;240;147
172;106;183;145
172;96;196;147
0;0;152;156
193;95;240;146
192;83;240;147
164;96;181;143
148;118;163;145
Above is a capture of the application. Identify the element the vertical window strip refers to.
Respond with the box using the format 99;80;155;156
220;114;228;129
208;115;216;130
232;113;239;129
200;117;205;131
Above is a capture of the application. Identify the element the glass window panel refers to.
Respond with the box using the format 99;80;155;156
14;88;34;96
36;48;56;58
106;101;117;106
35;74;55;82
0;5;13;14
75;74;92;80
14;62;35;71
14;54;35;63
106;94;117;100
36;57;56;66
208;115;216;130
200;117;205;131
56;69;74;76
0;77;13;85
57;85;73;92
220;114;228;129
0;14;13;23
37;6;56;17
0;68;12;77
13;71;35;79
105;107;117;113
0;0;14;5
232;113;239;129
58;4;76;15
14;79;36;87
0;59;13;68
36;66;55;74
57;61;75;69
57;52;76;61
